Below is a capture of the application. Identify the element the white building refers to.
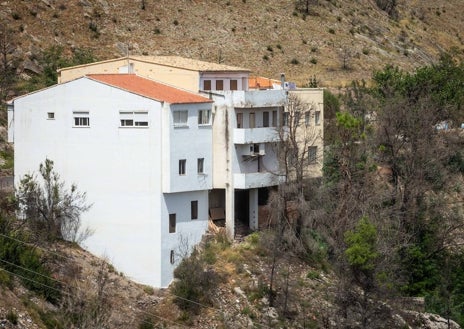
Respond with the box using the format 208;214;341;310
8;74;213;287
9;56;323;287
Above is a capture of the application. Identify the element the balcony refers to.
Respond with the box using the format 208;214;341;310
233;127;281;144
234;172;284;189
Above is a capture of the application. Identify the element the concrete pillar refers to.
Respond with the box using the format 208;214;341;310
225;185;235;239
249;188;259;230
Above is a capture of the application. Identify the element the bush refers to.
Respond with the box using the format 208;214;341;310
171;250;222;313
6;310;18;325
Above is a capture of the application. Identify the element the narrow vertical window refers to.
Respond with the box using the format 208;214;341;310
315;111;321;125
169;214;176;233
236;113;243;128
197;158;204;174
170;250;175;264
249;112;255;128
191;200;198;220
308;146;317;164
263;111;269;127
230;79;238;91
283;112;289;126
179;159;186;175
203;80;211;91
216;80;224;90
272;110;277;127
305;111;310;126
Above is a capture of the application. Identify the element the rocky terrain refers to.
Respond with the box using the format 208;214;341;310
1;0;463;87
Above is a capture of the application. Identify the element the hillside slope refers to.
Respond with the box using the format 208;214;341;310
1;0;463;87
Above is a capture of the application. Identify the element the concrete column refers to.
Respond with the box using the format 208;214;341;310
249;188;258;230
225;106;235;240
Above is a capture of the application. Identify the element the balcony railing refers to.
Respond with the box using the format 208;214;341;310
233;127;281;144
233;172;284;189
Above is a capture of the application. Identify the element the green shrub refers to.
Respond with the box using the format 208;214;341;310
6;310;18;325
310;57;318;64
328;28;335;34
171;250;222;313
291;58;300;65
138;317;155;329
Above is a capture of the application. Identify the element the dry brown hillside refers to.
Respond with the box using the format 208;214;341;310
1;0;463;87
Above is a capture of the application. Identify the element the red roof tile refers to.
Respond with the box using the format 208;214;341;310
87;74;212;104
249;76;281;90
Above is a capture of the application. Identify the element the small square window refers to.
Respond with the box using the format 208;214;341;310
203;80;211;91
179;159;186;175
47;112;55;120
173;110;188;127
197;158;204;174
198;110;211;125
169;214;176;233
216;80;224;91
191;200;198;220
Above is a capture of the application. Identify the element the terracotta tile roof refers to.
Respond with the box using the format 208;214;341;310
249;76;281;89
87;74;212;104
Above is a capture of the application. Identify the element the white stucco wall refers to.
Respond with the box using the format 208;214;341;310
162;103;213;193
11;77;211;287
160;190;209;287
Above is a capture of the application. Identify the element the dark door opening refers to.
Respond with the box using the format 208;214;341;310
234;190;249;226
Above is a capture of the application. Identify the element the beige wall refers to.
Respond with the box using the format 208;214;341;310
288;88;324;179
59;58;200;92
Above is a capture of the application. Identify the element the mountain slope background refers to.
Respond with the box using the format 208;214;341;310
2;0;463;87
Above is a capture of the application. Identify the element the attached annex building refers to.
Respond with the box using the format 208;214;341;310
8;56;323;287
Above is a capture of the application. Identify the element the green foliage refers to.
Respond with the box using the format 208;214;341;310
0;216;61;303
139;317;155;329
171;249;222;313
0;148;13;169
16;158;91;243
6;310;18;324
344;217;378;272
24;46;97;91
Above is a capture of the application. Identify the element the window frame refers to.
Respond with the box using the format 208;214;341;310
119;111;149;128
191;200;198;220
170;250;175;264
179;159;186;175
173;110;189;127
169;214;176;233
305;111;311;126
203;80;211;91
315;111;321;126
198;109;211;126
308;146;317;164
47;112;55;120
263;111;270;127
73;111;90;127
197;158;204;174
230;79;238;91
215;80;224;91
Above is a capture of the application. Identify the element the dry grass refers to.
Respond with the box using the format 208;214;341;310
2;0;463;87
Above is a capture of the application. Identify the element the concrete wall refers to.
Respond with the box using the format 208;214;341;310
162;103;213;193
11;77;210;287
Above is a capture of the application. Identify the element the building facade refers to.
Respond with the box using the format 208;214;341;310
9;56;323;287
8;74;213;287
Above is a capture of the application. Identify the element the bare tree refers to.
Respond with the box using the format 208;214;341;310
16;158;92;243
0;24;16;106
